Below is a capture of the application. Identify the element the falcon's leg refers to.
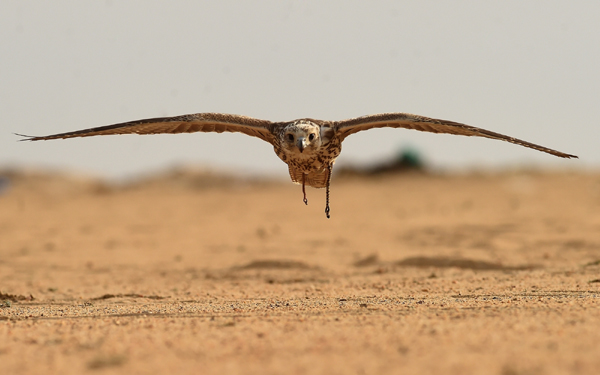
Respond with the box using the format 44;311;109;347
325;164;332;219
302;173;308;205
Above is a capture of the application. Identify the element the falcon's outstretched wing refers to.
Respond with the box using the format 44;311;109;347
335;113;577;159
17;113;276;144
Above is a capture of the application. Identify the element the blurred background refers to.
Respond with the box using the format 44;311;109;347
1;1;598;181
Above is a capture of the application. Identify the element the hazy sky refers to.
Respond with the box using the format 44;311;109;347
2;1;598;180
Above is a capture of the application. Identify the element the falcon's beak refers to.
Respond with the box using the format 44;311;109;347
297;138;306;153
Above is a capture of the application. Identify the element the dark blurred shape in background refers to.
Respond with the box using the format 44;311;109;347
0;175;10;195
336;146;426;177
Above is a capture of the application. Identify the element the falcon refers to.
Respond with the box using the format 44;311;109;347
18;112;577;218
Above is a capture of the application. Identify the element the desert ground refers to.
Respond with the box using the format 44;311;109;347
1;167;599;375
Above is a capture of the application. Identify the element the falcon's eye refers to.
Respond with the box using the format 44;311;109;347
308;133;315;141
287;134;294;142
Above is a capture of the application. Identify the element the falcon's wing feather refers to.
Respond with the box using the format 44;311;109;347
18;113;276;144
335;113;577;159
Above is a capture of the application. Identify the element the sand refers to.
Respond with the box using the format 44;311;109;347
1;168;599;375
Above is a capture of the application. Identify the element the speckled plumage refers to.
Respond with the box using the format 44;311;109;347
18;112;577;218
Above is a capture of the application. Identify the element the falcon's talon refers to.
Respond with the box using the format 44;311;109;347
20;111;577;217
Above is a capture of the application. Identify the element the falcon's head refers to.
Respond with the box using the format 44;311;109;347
280;120;323;156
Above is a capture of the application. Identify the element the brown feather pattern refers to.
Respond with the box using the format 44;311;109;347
334;113;576;158
20;113;275;143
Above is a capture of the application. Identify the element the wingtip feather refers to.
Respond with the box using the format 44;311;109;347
14;133;37;141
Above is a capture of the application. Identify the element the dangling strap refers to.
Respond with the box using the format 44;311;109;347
325;164;332;218
302;173;308;205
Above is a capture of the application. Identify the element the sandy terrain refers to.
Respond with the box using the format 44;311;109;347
1;168;599;375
